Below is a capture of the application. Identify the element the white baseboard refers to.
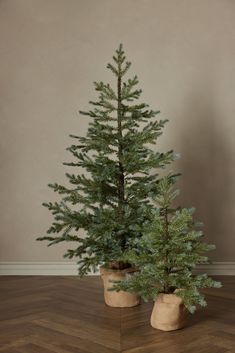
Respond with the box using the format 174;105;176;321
0;262;80;276
0;261;234;276
194;262;235;275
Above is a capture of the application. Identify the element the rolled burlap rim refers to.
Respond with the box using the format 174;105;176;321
100;265;138;276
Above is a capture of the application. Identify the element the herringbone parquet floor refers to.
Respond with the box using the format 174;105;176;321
0;276;234;353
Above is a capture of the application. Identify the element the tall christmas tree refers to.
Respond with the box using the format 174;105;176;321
114;177;221;313
37;44;177;275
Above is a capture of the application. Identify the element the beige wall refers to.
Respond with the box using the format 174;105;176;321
0;0;234;262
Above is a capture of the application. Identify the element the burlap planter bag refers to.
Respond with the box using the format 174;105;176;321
150;292;187;331
100;266;140;308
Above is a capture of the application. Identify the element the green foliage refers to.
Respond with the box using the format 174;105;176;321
114;178;222;313
37;44;177;275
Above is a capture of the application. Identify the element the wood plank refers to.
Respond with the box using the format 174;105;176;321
0;276;234;353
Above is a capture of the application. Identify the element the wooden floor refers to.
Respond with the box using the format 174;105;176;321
0;276;234;353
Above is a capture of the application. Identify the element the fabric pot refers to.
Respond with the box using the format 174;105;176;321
100;266;140;308
150;292;187;331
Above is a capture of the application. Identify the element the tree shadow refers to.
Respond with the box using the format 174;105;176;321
177;82;233;261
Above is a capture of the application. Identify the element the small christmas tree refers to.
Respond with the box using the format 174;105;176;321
37;44;177;276
114;177;221;313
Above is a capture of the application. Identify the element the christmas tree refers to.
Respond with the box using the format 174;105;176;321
37;44;177;276
114;177;221;313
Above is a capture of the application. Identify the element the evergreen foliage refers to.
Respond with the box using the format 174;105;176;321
114;178;222;313
37;44;177;275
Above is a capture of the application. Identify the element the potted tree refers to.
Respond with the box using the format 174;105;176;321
114;177;221;327
36;44;177;307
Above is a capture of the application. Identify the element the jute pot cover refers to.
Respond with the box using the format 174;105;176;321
100;266;140;308
150;292;187;331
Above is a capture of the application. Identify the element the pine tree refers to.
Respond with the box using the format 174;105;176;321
37;44;177;276
114;177;221;313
